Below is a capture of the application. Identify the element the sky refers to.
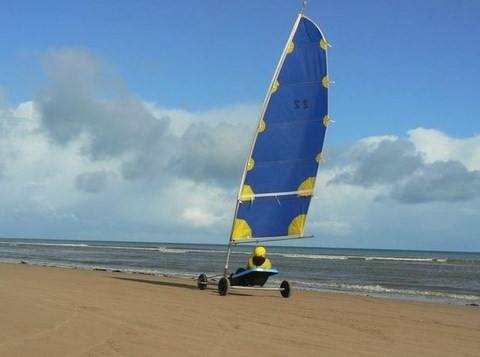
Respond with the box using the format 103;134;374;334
1;0;479;251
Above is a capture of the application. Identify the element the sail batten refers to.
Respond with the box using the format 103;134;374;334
229;13;328;243
240;189;314;200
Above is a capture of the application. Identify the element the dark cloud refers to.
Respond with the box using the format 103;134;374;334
172;122;249;186
0;117;5;178
332;139;423;187
0;103;19;179
75;171;109;193
329;137;480;204
391;161;480;203
35;48;173;179
33;48;253;188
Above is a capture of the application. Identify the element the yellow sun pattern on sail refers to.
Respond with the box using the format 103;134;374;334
288;214;306;235
258;119;266;133
320;38;328;50
247;158;255;171
323;115;330;127
232;219;252;239
271;79;279;93
298;177;315;196
322;75;329;88
316;152;323;163
287;41;295;54
240;184;255;201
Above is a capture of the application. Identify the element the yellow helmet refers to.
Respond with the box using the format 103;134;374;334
253;246;266;257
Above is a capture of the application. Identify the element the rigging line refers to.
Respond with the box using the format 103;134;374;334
275;195;282;205
300;1;307;15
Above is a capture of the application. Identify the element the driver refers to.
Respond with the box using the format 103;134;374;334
246;246;272;269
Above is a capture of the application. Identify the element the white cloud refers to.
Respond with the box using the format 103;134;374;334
0;96;239;240
182;207;221;228
308;217;354;236
0;48;253;240
309;167;386;239
146;102;259;137
306;129;480;250
408;127;480;170
0;101;120;222
1;48;480;251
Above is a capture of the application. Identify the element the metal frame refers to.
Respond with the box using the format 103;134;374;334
197;272;291;298
198;279;287;293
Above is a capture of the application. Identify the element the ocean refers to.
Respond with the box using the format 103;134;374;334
1;238;479;306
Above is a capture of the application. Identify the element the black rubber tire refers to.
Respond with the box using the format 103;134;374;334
280;280;292;298
197;273;208;290
218;277;230;296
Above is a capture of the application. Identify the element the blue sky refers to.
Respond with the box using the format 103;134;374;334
1;1;479;251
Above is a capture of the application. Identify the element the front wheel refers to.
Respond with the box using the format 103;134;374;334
280;280;291;298
218;277;230;296
197;273;208;290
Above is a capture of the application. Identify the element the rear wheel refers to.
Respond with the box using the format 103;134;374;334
218;277;230;296
197;273;208;290
280;280;291;298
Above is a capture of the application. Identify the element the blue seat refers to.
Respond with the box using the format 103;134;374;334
229;268;278;287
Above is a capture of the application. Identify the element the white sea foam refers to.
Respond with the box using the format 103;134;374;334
286;280;480;303
157;247;224;255
274;252;447;263
0;241;90;248
274;253;348;260
96;245;159;251
363;256;448;263
158;247;189;254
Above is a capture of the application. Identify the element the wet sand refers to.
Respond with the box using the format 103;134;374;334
0;263;479;356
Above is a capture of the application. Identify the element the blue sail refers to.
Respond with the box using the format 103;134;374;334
230;14;329;242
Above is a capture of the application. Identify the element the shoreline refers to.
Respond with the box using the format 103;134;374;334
1;262;479;356
2;239;478;307
9;259;479;307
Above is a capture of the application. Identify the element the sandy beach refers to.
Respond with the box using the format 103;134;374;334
0;263;478;356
